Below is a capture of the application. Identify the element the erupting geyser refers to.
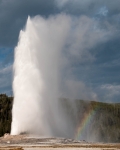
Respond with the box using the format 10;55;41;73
11;15;72;136
11;14;98;139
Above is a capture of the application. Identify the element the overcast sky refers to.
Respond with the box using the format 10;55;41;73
0;0;120;103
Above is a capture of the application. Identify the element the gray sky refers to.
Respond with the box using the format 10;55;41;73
0;0;120;103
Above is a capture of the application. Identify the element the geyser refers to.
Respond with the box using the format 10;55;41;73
11;15;72;136
11;14;102;139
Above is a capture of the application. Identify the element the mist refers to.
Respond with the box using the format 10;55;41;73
11;14;111;139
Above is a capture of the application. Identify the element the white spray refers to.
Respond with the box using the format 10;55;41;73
11;15;72;136
11;14;107;137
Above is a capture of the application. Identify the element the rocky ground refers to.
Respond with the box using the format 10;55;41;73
0;134;119;150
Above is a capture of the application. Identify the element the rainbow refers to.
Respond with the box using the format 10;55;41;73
75;104;98;140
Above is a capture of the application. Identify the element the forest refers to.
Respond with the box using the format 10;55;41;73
0;94;120;142
0;94;13;136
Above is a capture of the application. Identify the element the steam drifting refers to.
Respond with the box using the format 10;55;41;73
11;14;109;137
11;15;71;136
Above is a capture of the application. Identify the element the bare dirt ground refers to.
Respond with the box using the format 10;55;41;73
0;134;119;150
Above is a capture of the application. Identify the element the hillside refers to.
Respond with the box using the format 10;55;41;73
60;99;120;142
0;94;120;142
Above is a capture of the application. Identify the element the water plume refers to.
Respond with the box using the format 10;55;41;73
11;14;109;139
11;15;72;136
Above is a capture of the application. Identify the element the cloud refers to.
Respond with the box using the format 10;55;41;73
0;0;120;47
0;47;14;67
0;0;120;102
55;0;120;15
97;6;108;16
55;0;69;8
0;65;12;95
99;84;120;102
0;64;12;74
0;0;57;46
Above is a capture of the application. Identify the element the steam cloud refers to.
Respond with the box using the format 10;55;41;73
11;14;110;137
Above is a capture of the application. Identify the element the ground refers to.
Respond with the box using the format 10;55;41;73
0;134;119;150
